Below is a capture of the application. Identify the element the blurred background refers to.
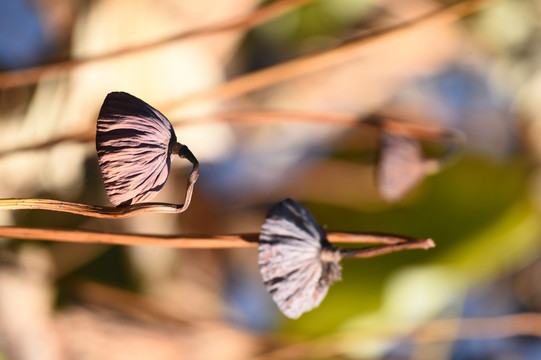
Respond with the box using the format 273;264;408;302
1;0;540;359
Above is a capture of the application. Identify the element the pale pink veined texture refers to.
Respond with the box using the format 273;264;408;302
377;132;427;202
96;92;177;206
258;199;342;319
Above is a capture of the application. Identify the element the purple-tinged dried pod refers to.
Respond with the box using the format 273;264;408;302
377;132;438;202
258;199;436;318
96;92;198;207
258;198;342;319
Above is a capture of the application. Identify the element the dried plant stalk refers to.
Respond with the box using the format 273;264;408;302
0;110;462;158
0;226;258;247
0;225;433;253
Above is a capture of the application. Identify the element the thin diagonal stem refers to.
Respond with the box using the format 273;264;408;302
161;0;489;113
0;0;315;89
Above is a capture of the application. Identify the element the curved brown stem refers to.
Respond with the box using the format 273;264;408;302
0;199;193;219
